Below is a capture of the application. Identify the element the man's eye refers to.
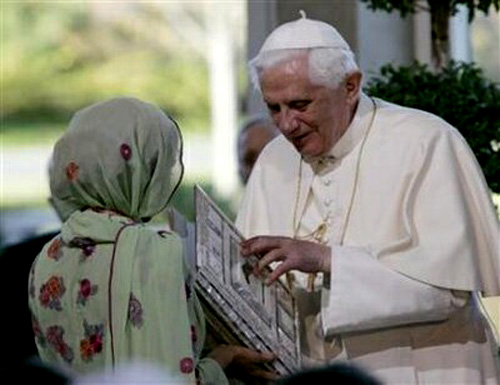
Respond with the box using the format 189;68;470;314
290;101;310;111
267;104;280;113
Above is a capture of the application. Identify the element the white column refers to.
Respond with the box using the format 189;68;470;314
246;0;277;115
449;5;471;62
207;4;238;197
413;8;433;67
357;1;413;85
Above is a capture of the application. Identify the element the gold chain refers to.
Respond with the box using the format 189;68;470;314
290;97;378;292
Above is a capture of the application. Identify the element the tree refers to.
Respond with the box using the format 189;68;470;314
360;0;500;69
1;3;212;129
365;61;500;193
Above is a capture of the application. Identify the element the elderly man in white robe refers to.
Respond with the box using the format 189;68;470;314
236;14;500;385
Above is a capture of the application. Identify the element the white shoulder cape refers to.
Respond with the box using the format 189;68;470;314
236;97;500;297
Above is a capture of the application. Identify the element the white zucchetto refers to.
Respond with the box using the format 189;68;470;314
258;11;352;54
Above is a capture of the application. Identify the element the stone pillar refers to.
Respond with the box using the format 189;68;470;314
246;0;277;115
357;1;414;85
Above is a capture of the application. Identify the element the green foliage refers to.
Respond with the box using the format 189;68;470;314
0;122;65;146
360;0;416;17
360;0;500;21
1;3;210;131
169;182;236;223
365;61;500;193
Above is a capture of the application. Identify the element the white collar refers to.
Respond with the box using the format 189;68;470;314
330;92;374;160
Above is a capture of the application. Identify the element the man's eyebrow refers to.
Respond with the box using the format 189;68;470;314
265;101;279;109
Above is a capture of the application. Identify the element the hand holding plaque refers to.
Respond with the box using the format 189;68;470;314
194;185;301;376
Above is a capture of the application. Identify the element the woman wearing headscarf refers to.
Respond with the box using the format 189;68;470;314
28;97;275;384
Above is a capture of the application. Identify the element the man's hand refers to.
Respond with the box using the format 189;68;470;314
240;236;331;285
208;345;279;380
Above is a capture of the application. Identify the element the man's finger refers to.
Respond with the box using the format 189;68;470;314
246;368;281;380
241;236;289;255
266;262;291;285
258;249;285;271
248;350;276;363
234;346;276;363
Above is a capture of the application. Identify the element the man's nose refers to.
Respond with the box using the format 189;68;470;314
279;109;299;134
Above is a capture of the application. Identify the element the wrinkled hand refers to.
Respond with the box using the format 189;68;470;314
208;345;279;380
240;236;331;285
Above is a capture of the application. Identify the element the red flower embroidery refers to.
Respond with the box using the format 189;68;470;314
80;339;92;361
80;320;104;362
39;276;66;311
81;279;91;297
65;161;79;181
180;357;194;374
47;238;62;261
46;325;74;363
31;315;46;347
120;143;132;161
69;237;96;260
76;279;98;306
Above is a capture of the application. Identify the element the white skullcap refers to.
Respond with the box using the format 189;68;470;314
259;10;351;53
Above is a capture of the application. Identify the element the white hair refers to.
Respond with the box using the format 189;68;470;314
249;48;359;91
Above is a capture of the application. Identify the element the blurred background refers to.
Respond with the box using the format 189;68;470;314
1;1;247;246
1;0;499;331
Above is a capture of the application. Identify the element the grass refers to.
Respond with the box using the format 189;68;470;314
1;121;66;147
0;177;237;222
0;119;238;222
0;120;208;147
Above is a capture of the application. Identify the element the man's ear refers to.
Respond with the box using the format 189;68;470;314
345;71;362;104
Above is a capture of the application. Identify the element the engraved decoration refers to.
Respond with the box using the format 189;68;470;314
194;185;300;375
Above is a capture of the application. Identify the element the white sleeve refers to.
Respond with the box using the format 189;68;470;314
320;245;466;336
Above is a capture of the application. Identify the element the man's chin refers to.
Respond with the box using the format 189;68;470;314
289;136;324;157
296;145;323;158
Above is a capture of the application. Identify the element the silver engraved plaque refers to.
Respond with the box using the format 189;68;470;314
194;185;300;375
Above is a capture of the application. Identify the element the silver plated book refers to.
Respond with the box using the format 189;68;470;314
194;185;300;375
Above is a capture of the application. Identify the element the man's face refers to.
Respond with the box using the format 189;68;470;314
259;54;358;157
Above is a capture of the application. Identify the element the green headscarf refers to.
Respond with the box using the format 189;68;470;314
30;97;228;383
49;97;183;222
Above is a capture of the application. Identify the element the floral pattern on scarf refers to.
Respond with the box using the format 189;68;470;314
76;279;98;306
39;276;66;311
128;293;144;328
68;237;96;261
80;320;104;362
47;238;62;261
31;315;46;348
47;325;74;364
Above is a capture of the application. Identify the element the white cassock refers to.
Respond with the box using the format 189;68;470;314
236;93;500;384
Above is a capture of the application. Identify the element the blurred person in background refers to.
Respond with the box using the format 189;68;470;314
237;114;279;185
27;97;277;384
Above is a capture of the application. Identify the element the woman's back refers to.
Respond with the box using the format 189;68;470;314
28;97;206;383
27;97;275;384
28;208;203;381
